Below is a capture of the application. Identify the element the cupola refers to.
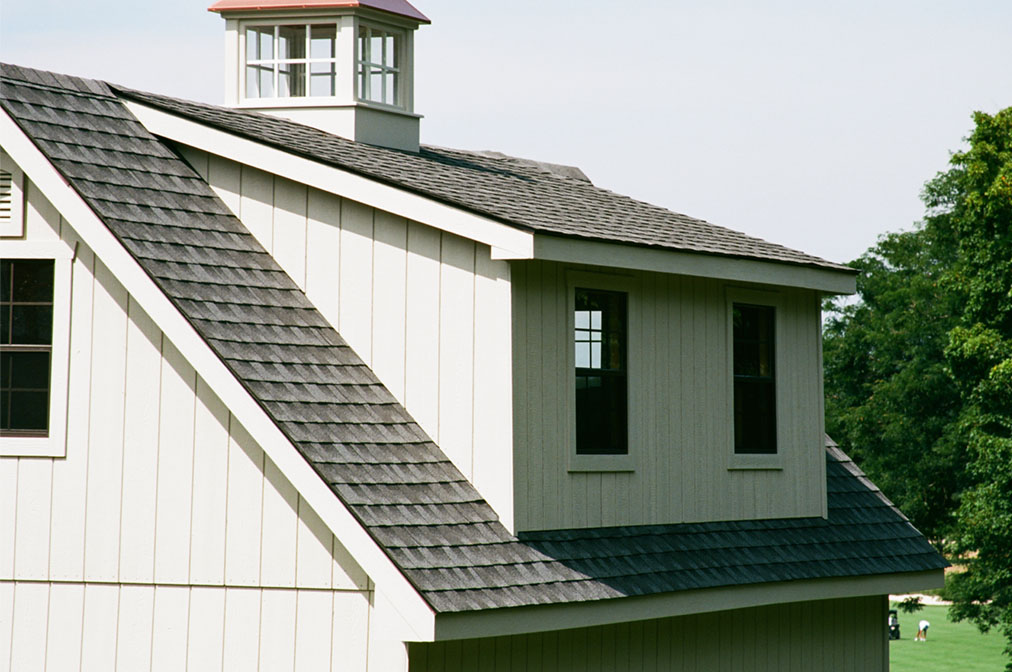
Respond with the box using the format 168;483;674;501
209;0;429;151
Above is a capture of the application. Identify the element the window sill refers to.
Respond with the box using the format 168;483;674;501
568;454;636;473
1;434;65;458
728;453;783;470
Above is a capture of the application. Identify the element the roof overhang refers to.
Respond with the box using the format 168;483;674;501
517;234;858;295
430;568;943;641
123;100;534;259
0;104;438;642
208;0;430;24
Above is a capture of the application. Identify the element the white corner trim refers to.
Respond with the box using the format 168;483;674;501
431;569;945;642
122;100;534;259
533;235;858;295
0;107;437;640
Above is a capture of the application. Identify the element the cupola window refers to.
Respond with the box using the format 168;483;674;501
245;23;338;99
357;25;402;107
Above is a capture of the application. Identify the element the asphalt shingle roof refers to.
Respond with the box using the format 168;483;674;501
113;85;853;274
1;64;940;616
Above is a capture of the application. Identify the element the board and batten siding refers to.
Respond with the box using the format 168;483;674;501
512;260;826;531
0;175;408;671
173;145;516;530
409;596;888;672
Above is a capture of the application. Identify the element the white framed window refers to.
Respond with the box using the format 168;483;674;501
356;24;403;107
566;270;638;473
0;160;26;237
726;287;785;470
244;22;339;99
0;240;73;457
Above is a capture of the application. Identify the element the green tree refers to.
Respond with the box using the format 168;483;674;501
824;107;1012;666
823;213;965;544
932;108;1012;668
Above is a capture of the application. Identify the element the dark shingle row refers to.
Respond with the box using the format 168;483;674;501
1;64;940;616
113;85;853;273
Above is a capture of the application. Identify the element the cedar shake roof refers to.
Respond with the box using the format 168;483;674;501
0;63;939;615
113;86;854;274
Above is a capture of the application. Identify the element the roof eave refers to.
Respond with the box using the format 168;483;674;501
521;233;858;295
430;569;943;642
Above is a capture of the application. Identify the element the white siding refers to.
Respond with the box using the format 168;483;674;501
410;596;889;672
183;146;516;529
0;173;403;671
512;261;826;530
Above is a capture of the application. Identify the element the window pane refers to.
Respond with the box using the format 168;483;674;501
1;307;8;344
370;34;383;65
575;288;628;455
733;303;776;454
358;25;370;62
310;63;336;97
12;305;52;345
4;351;50;389
575;374;628;454
278;24;306;60
247;26;273;61
384;34;396;67
1;260;11;302
247;65;273;98
11;259;53;302
385;73;396;106
279;63;306;97
369;70;383;103
8;390;48;431
310;24;336;59
259;65;274;98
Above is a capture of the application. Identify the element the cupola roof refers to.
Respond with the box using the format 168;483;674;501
207;0;430;24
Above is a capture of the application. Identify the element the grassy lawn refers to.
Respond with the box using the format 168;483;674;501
889;604;1008;672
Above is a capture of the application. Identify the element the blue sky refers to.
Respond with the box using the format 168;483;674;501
3;0;1009;264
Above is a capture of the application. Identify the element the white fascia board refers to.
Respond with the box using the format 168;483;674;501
123;100;534;259
432;569;943;642
0;108;437;642
528;234;858;295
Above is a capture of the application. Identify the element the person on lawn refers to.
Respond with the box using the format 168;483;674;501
916;619;930;641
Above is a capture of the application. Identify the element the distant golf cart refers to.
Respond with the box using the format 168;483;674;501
888;609;901;640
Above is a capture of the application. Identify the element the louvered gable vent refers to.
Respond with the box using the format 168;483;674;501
0;170;12;221
0;164;25;237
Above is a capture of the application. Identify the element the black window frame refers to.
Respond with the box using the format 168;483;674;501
574;287;628;455
1;258;55;437
732;302;777;455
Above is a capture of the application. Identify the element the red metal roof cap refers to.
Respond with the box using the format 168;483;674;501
207;0;429;23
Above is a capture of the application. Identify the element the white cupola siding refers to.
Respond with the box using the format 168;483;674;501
210;0;428;151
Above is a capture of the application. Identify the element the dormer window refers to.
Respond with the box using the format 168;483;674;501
357;25;403;107
244;23;339;99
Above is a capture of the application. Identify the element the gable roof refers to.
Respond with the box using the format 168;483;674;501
114;86;854;274
0;64;938;620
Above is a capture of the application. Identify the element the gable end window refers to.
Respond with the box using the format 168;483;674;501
574;288;628;455
732;302;777;454
0;242;72;458
1;259;54;435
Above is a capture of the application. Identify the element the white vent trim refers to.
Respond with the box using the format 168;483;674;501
0;154;26;237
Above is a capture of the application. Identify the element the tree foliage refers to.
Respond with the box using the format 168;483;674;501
823;107;1012;666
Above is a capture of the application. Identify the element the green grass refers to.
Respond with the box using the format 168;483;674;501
889;604;1008;672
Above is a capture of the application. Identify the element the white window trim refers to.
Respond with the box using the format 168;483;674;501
239;17;344;103
726;286;785;471
355;22;406;109
566;270;639;473
0;239;74;457
0;156;25;237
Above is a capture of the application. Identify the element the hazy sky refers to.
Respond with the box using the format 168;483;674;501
3;1;1009;264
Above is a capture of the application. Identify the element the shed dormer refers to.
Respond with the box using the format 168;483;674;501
209;0;429;151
